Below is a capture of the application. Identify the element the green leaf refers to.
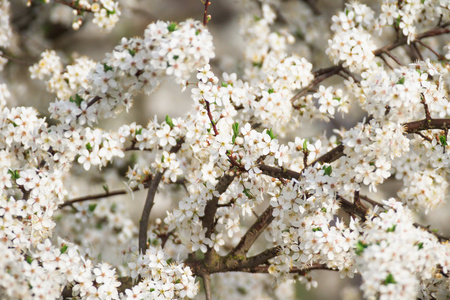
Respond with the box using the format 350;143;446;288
383;273;396;285
232;122;239;136
135;127;142;135
312;227;322;232
417;242;423;250
166;258;173;264
252;61;263;68
323;165;332;176
88;204;97;212
165;115;174;128
161;155;165;163
396;77;405;84
303;139;308;151
267;128;277;140
103;184;109;193
60;244;68;254
85;143;93;151
8;169;19;180
110;203;117;213
243;187;254;199
128;49;136;57
167;22;178;32
26;256;33;264
355;241;368;256
268;88;274;94
232;122;239;143
221;82;228;87
386;225;396;232
103;63;113;72
439;135;447;146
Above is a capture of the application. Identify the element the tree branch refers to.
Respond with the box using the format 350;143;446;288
231;206;274;256
139;171;163;254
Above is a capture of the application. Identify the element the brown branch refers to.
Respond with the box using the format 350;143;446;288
239;264;332;274
414;39;446;60
201;173;235;238
138;140;184;254
258;164;300;180
373;23;450;57
203;0;211;26
139;171;162;254
337;194;367;220
225;246;282;271
291;65;343;105
59;186;139;209
202;273;212;300
231;206;274;256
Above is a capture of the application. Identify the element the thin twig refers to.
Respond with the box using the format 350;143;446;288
139;172;162;254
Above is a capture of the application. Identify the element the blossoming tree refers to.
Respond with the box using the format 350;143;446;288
1;0;450;299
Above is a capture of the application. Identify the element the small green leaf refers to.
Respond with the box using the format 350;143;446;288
167;22;178;32
243;187;254;199
60;244;68;254
85;143;93;151
88;204;97;212
396;77;405;84
439;135;447;146
135;127;142;135
312;227;322;232
110;203;117;213
383;273;396;285
128;49;136;57
355;240;368;256
26;256;33;264
103;63;113;72
165;115;174;128
386;225;396;232
8;169;19;180
166;258;173;264
321;207;327;212
268;88;274;94
303;139;308;151
267;128;277;140
103;185;109;193
323;165;332;176
417;242;423;250
161;155;165;163
232;122;239;143
221;82;228;87
252;61;263;68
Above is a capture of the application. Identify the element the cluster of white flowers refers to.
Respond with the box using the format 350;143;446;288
327;3;377;73
31;19;215;126
30;51;96;101
126;247;198;299
356;199;450;300
2;0;450;298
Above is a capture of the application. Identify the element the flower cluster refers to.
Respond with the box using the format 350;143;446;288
356;199;450;300
126;247;198;299
2;0;450;299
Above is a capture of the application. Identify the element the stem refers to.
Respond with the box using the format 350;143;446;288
139;171;163;254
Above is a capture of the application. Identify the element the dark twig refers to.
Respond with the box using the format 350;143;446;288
139;172;162;254
231;206;274;256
